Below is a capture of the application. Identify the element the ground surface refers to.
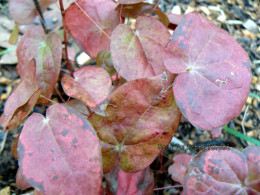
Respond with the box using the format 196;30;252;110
0;0;259;194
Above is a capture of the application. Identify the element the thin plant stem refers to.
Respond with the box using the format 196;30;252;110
59;0;74;77
34;105;46;111
154;185;183;191
33;0;48;34
151;0;161;14
74;1;111;40
55;86;66;103
241;105;249;135
40;95;57;105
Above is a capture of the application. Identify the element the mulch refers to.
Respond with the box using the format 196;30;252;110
0;0;259;194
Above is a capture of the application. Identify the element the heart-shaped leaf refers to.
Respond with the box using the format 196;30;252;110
111;16;171;81
105;166;154;195
9;0;56;25
163;13;251;130
184;146;260;194
18;104;102;194
0;60;41;131
61;66;112;116
17;26;62;104
89;75;181;173
64;0;120;59
168;154;193;184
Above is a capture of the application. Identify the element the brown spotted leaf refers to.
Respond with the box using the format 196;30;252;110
61;66;112;116
105;166;154;195
184;146;260;195
0;60;41;131
64;0;120;59
89;75;181;173
111;16;171;81
117;3;169;27
9;0;56;25
18;104;102;194
17;26;62;104
163;13;251;130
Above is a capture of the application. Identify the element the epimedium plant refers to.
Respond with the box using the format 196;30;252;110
0;0;258;194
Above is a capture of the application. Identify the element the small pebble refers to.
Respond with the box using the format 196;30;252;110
252;76;258;85
256;84;260;92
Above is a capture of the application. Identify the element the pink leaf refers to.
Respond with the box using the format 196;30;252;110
242;146;260;192
18;104;102;194
111;16;171;81
9;0;56;25
16;168;31;190
89;74;181;173
118;0;145;4
105;166;154;195
0;60;41;131
168;154;193;184
184;146;260;194
163;13;251;130
64;0;120;59
17;26;62;103
61;66;112;116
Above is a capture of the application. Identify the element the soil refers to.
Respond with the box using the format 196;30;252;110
0;0;259;194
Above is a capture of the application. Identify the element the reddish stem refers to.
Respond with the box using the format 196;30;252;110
119;4;123;24
115;74;119;86
55;86;66;103
34;105;46;111
154;185;183;191
151;0;161;14
40;95;57;105
59;0;74;78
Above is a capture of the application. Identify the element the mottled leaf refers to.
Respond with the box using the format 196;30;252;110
9;0;56;25
242;146;260;192
184;146;260;195
89;75;181;173
118;0;144;4
111;16;171;81
61;66;112;116
18;104;102;194
163;13;251;130
64;0;120;59
168;154;193;184
17;26;62;104
105;166;154;195
96;51;117;76
117;3;169;27
0;60;41;131
16;168;31;190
